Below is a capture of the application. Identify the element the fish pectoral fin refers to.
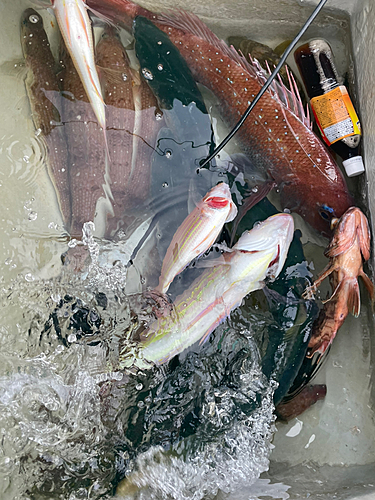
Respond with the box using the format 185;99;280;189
86;4;119;30
325;209;357;258
194;255;229;269
346;279;361;317
359;269;375;303
302;263;335;299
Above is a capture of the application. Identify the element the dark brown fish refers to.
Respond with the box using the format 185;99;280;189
86;0;354;237
96;27;163;237
59;38;106;238
276;384;327;421
304;207;374;357
21;8;71;229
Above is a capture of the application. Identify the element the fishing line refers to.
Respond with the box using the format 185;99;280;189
200;0;328;168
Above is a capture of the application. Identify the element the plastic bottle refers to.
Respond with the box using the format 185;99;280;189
294;39;364;177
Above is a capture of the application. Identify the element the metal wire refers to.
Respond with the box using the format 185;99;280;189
199;0;328;168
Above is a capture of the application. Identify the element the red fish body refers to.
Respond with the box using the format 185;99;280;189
87;0;353;236
276;384;327;421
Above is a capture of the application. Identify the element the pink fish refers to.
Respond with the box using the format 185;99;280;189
156;183;237;294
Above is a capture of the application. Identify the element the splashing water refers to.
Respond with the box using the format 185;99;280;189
0;216;281;499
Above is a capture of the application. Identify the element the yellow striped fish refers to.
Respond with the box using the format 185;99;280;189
122;213;294;369
156;183;237;294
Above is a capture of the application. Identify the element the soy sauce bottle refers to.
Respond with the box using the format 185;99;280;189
294;39;364;177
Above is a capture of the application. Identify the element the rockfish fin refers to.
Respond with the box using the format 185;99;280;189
359;269;375;302
302;263;336;300
347;279;361;317
193;254;229;269
157;9;310;129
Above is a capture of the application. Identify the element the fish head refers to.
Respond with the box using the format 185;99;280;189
201;182;238;222
234;213;294;279
325;206;371;261
21;8;45;36
280;168;353;238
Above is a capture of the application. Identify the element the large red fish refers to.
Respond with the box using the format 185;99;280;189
87;0;353;236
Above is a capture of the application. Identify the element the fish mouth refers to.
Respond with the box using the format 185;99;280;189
203;182;231;201
205;196;229;209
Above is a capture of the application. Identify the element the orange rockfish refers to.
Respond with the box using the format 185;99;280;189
156;183;237;294
86;0;353;236
53;0;106;136
303;207;374;357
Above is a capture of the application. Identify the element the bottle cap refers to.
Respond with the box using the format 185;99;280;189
342;156;365;177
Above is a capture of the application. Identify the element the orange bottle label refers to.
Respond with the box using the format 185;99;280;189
310;85;361;146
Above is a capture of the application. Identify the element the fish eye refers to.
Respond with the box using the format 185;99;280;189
319;209;330;220
319;204;334;221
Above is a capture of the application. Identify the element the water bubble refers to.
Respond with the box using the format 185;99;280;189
142;68;154;80
28;211;37;221
136;383;143;391
252;186;258;193
157;64;163;71
4;258;12;266
165;149;172;158
35;128;42;137
23;155;30;163
155;110;163;121
283;208;291;214
122;73;128;81
137;401;145;408
29;14;40;23
51;293;61;303
157;40;162;45
162;182;169;188
68;239;79;248
76;115;81;120
68;333;77;343
25;273;35;282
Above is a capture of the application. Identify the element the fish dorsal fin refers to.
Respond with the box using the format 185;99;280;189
156;9;311;129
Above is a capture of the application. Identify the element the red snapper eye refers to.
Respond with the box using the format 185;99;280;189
205;196;229;209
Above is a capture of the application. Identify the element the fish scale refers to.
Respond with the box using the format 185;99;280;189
21;9;71;230
156;16;352;234
87;0;354;236
59;40;107;238
97;28;164;237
